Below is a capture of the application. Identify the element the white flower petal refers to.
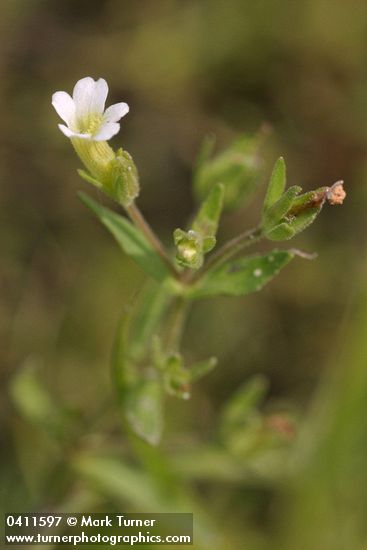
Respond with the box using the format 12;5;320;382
72;77;96;119
58;124;92;140
91;78;108;114
103;102;129;123
52;92;76;127
94;122;120;141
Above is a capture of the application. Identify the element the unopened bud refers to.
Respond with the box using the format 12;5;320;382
173;229;204;270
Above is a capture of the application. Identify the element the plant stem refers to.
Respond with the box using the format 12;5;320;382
126;202;179;278
193;226;263;281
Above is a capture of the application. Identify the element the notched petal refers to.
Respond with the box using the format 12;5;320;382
91;78;109;114
58;124;92;140
103;102;129;123
94;121;120;141
52;92;76;126
72;76;95;119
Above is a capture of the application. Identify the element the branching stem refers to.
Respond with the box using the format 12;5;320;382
192;226;263;282
126;202;179;279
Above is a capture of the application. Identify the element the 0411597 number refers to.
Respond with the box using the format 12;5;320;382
6;515;62;527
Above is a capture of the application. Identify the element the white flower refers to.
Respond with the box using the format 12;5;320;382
52;77;129;141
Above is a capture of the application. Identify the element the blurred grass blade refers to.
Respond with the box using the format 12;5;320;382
187;250;295;299
79;192;170;282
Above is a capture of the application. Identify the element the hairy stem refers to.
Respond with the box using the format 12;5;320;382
126;202;179;279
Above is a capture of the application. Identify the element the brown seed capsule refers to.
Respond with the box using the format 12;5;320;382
326;181;346;205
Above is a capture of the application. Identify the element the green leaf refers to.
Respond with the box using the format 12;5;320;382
10;361;67;436
220;375;269;439
263;185;302;229
79;192;170;282
190;357;218;382
74;453;168;510
125;377;164;446
187;250;295;299
11;365;56;424
113;315;163;445
194;133;264;211
263;157;286;213
192;182;224;240
129;281;171;361
194;133;216;174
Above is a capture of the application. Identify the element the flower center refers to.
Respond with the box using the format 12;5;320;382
79;113;104;136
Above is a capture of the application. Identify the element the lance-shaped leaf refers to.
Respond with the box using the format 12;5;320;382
10;361;67;436
129;281;171;361
192;182;224;250
79;192;170;282
194;132;264;211
190;357;218;382
125;377;164;446
262;157;286;213
220;375;269;433
187;250;295;299
113;313;164;446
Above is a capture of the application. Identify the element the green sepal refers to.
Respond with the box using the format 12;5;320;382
262;185;302;229
163;353;191;400
262;157;286;213
187;250;295;300
109;149;140;206
79;192;170;282
290;206;321;235
78;169;104;191
265;222;296;241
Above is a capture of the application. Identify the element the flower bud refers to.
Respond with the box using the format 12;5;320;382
173;229;204;270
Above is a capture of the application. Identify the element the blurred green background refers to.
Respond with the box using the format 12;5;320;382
1;1;367;548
